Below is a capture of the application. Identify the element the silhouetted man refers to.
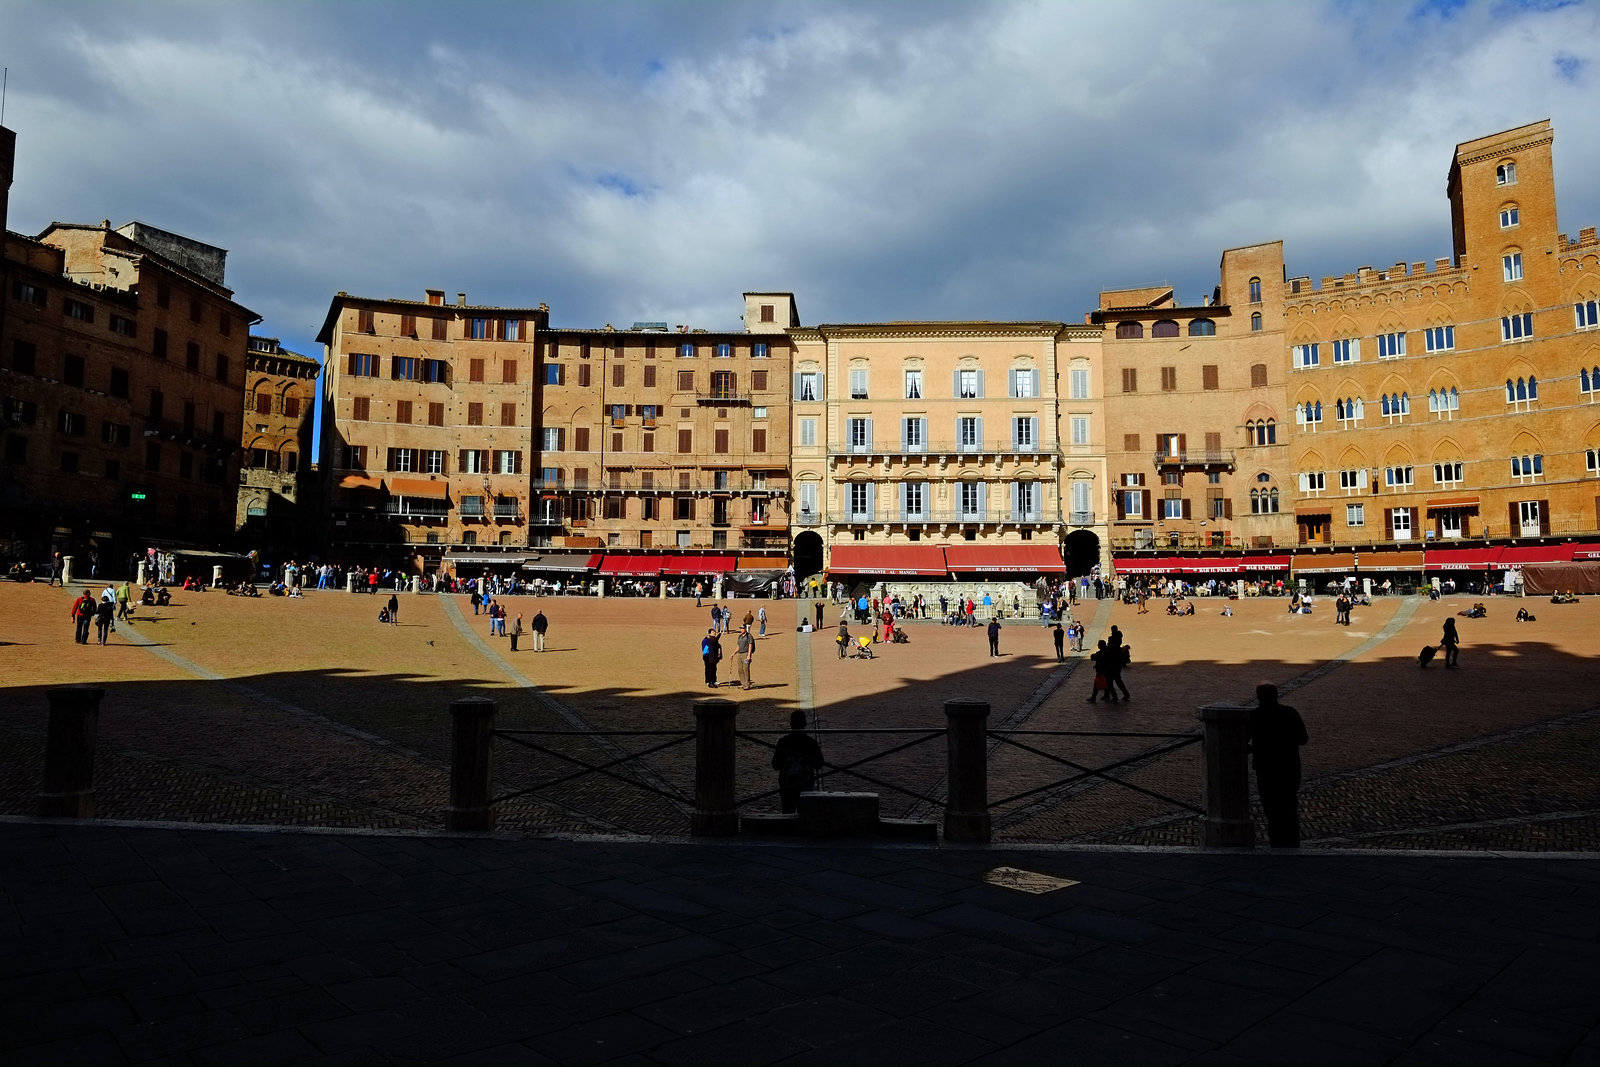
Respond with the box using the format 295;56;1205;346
1248;683;1309;848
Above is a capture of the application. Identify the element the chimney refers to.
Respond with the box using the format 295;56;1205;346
457;293;467;306
425;289;444;306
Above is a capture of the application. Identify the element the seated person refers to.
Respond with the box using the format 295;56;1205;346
1550;591;1579;604
1181;601;1196;615
1515;607;1536;622
155;586;171;606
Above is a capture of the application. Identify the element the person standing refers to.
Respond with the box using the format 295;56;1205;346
836;618;850;659
736;623;756;690
1248;683;1309;848
814;601;824;630
743;608;756;633
757;605;768;638
772;711;825;814
987;616;1002;657
510;613;523;652
1052;622;1065;662
1086;641;1115;703
694;581;703;607
709;603;721;634
702;628;723;688
531;610;548;651
387;592;400;626
1441;617;1461;669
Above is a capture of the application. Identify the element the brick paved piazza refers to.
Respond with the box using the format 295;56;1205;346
3;581;1597;849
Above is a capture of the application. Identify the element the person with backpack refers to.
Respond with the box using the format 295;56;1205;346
71;591;95;644
772;711;825;813
701;627;722;688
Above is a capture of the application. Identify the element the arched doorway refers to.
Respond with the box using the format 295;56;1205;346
792;531;824;579
1064;529;1100;578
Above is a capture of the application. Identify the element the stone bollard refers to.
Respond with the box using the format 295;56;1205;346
62;555;75;585
38;687;104;818
944;699;991;843
137;560;148;586
1198;702;1255;847
446;697;496;832
691;697;738;836
346;572;357;593
409;575;419;594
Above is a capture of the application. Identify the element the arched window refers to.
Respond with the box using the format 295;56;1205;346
1251;312;1262;332
1249;277;1262;303
1506;379;1516;403
1528;376;1538;400
1188;319;1216;337
1381;394;1391;416
1497;162;1517;186
1269;487;1279;512
1115;321;1143;340
1400;392;1410;414
1151;320;1180;338
1581;367;1600;394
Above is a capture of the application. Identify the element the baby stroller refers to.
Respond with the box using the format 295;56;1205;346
890;626;910;644
849;636;876;659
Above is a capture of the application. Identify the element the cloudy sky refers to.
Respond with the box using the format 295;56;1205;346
3;0;1599;363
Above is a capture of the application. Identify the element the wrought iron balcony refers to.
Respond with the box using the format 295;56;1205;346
493;503;521;521
1153;449;1236;473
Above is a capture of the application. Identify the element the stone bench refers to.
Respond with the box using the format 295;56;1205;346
740;791;938;842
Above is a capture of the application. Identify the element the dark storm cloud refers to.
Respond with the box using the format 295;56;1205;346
1;0;1597;361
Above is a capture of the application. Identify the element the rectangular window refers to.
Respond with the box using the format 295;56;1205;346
101;421;130;446
1501;313;1533;342
12;280;45;307
504;319;520;342
179;451;193;479
1161;496;1184;520
905;370;922;399
577;362;591;388
358;308;375;333
60;451;79;474
958;369;980;399
1377;332;1406;359
1011;369;1037;398
463;402;481;426
460;449;487;474
1070;416;1089;446
1293;343;1320;368
799;417;817;447
352;397;370;421
610;363;625;388
1503;253;1523;282
1123;433;1140;453
1331;338;1359;364
1391;508;1413;540
431;316;448;341
644;364;657;388
494;450;522;474
1433;462;1463;485
711;370;737;399
63;355;84;387
428;402;445;426
502;360;518;384
1501;206;1520;228
189;297;201;323
752;343;769;358
1574;299;1599;331
469;317;490;340
959;482;981;518
678;428;692;453
848;417;870;452
1121;367;1137;393
752;428;766;453
12;341;36;374
1346;503;1365;527
215;353;229;382
1160;366;1177;391
1424;325;1455;352
541;427;563;450
798;372;820;402
349;353;377;377
751;370;768;393
1299;471;1326;493
714;428;729;454
1511;454;1544;481
65;299;94;323
110;314;135;337
424;450;446;475
387;447;417;473
849;368;868;399
1201;365;1218;390
677;369;695;391
574;427;589;451
1069;368;1089;399
958;416;980;451
395;400;413;424
1122;489;1143;517
501;402;517;426
151;328;169;361
1014;416;1036;450
149;389;164;420
713;342;731;358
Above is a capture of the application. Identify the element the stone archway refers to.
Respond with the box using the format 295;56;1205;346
792;530;824;579
1064;529;1101;578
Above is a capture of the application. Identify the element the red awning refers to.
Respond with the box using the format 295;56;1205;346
1181;557;1245;573
338;474;382;490
1497;544;1575;567
387;477;449;500
1239;554;1291;570
597;555;668;577
943;545;1064;573
1292;552;1356;574
1425;494;1480;511
1424;546;1504;571
1573;544;1600;560
661;555;738;575
828;545;949;576
1112;556;1184;575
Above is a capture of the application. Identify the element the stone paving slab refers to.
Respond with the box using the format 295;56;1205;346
1;821;1598;1065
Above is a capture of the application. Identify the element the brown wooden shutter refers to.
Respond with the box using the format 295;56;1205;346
1508;502;1519;537
501;403;516;426
752;370;767;391
1123;434;1140;453
643;432;654;453
715;429;729;454
1181;498;1191;519
1202;365;1219;390
504;360;518;384
1204;432;1220;455
1178;434;1187;454
1539;500;1551;536
613;364;625;387
611;432;623;452
752;429;766;453
644;365;656;388
429;402;444;426
1384;508;1394;539
1115;488;1126;520
678;429;692;453
574;427;589;452
578;363;590;387
1141;489;1151;518
1223;498;1233;519
467;403;482;426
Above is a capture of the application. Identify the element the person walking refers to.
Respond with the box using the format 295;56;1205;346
1086;641;1116;703
694;581;703;607
71;591;94;644
387;592;400;626
1052;622;1065;662
1249;683;1309;848
772;711;825;813
531;610;548;651
736;623;756;690
743;609;756;634
701;628;723;688
94;596;115;645
510;613;523;652
115;580;134;622
1441;617;1461;669
987;616;1002;657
